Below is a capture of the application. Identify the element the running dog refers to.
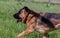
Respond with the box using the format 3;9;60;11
13;6;60;38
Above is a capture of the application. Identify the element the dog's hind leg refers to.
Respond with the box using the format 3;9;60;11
17;27;34;38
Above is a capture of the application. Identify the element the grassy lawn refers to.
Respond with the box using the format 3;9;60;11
0;1;60;38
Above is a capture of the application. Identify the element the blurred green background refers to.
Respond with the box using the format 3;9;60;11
0;0;60;38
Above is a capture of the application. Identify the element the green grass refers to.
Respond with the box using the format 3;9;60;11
0;1;60;38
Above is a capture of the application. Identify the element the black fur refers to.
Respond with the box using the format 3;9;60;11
41;17;54;28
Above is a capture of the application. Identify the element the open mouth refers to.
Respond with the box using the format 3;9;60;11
17;19;20;23
16;18;22;23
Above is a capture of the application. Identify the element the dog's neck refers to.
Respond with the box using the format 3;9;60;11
23;8;40;23
23;12;30;23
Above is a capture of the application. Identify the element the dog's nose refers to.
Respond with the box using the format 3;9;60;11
13;13;20;19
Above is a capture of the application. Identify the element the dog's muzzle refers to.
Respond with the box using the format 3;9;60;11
13;13;20;19
13;13;22;23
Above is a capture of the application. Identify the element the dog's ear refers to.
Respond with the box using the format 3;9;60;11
18;6;28;14
23;6;29;11
23;6;28;9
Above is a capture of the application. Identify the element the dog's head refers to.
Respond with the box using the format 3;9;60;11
13;6;30;23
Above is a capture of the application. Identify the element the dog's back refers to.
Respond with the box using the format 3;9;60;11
44;13;60;19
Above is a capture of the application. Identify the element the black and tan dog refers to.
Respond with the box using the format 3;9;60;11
13;6;60;38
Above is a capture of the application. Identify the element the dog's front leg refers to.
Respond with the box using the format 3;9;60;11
43;33;48;38
17;27;34;38
43;36;47;38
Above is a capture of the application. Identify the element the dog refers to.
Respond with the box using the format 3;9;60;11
13;6;60;38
